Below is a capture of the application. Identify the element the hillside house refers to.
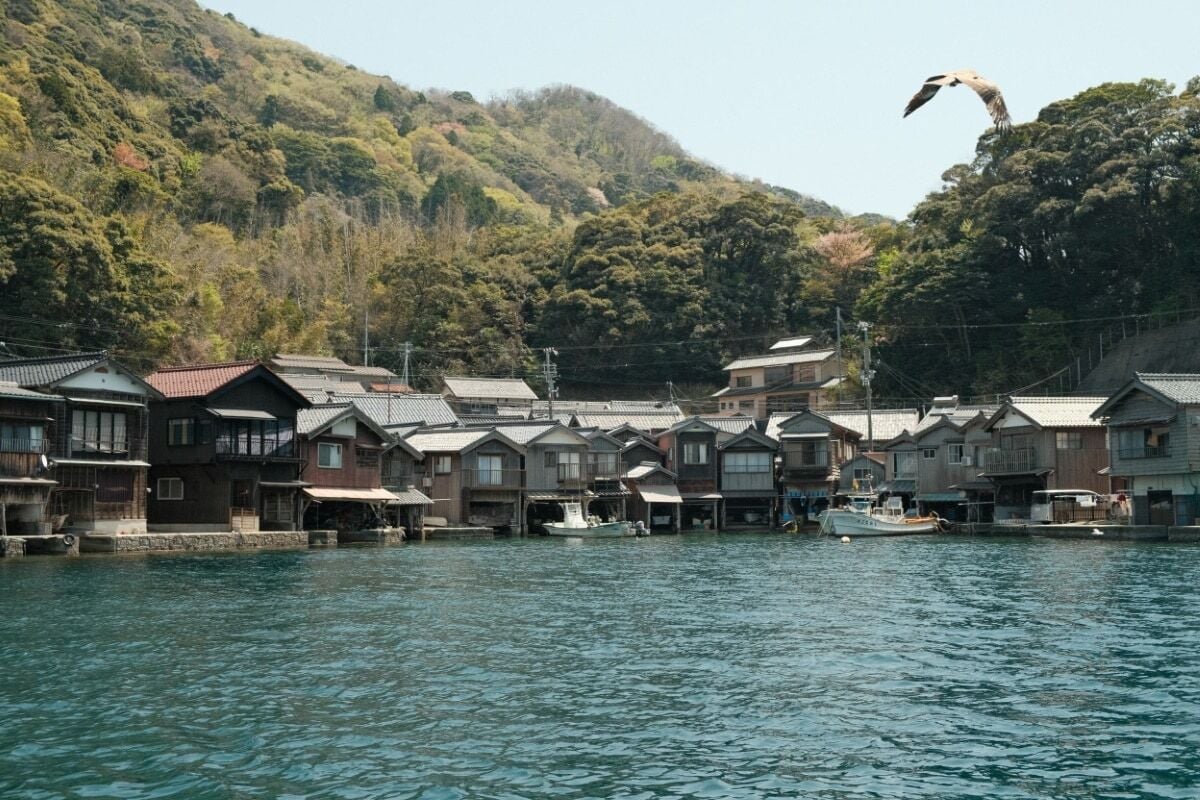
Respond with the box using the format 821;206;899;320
441;377;537;417
270;353;402;393
713;337;842;418
403;428;525;531
0;383;62;535
145;361;309;532
982;396;1109;521
1093;374;1200;525
0;352;162;534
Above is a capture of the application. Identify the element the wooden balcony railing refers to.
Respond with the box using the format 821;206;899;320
463;468;523;490
983;447;1039;473
1117;445;1171;460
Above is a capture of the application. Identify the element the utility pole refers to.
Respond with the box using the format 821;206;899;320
401;341;413;387
859;321;874;450
667;380;676;406
835;307;844;388
542;347;559;421
362;308;370;367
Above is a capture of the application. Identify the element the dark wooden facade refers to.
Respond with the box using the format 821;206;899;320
0;390;61;535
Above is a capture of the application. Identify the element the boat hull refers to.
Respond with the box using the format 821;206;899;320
820;510;939;537
544;521;632;538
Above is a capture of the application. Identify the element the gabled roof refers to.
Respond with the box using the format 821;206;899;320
403;428;523;455
297;403;395;445
912;405;997;434
1093;373;1200;420
583;430;625;449
626;461;676;480
723;349;835;371
699;416;757;436
478;422;588;447
327;392;460;429
663;416;721;437
621;436;665;455
608;422;652;439
145;361;306;405
766;409;859;441
0;352;162;398
571;410;685;432
0;351;107;388
442;376;537;401
270;353;355;372
532;399;682;414
986;396;1106;430
718;427;778;451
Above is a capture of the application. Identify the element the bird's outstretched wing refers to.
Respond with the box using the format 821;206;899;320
903;78;944;118
954;72;1012;132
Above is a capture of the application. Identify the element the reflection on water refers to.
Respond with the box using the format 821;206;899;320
2;535;1199;799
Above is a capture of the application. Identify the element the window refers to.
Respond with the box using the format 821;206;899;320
797;365;816;382
853;467;874;482
589;452;619;477
0;422;44;453
738;400;755;412
725;452;771;473
72;409;129;453
555;451;582;480
544;450;558;468
167;418;194;446
318;442;342;469
434;455;452;474
1117;427;1170;459
1056;431;1082;450
921;447;937;460
893;451;916;477
683;442;710;465
477;454;503;485
735;376;752;388
785;441;828;468
215;419;294;457
947;443;965;464
263;492;293;522
157;477;184;500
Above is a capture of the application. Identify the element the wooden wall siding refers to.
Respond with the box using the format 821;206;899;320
427;464;464;523
720;471;774;492
53;465;147;521
214;379;304;419
837;458;885;493
525;443;590;491
301;424;386;489
673;431;717;481
1109;410;1193;478
148;464;229;525
463;444;523;489
382;451;420;489
621;443;661;469
1105;391;1174;426
149;399;214;465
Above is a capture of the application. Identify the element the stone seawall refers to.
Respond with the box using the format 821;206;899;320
82;531;309;554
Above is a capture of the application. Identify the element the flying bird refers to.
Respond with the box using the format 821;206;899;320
903;70;1012;132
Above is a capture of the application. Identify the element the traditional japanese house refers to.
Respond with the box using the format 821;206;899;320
658;417;723;530
981;396;1108;521
570;408;686;435
297;404;429;533
878;431;918;508
380;433;429;535
0;352;162;534
712;337;843;418
403;428;524;531
327;392;461;432
619;435;666;473
771;410;861;523
440;377;537;417
717;427;778;529
836;452;886;497
490;422;594;533
624;461;682;533
144;361;309;532
1091;374;1200;525
269;353;401;393
766;408;920;454
0;383;62;535
582;430;631;522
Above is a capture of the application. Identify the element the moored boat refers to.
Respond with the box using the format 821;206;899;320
543;502;632;538
819;496;942;537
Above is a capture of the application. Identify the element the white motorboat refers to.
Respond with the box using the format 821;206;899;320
819;496;942;537
543;502;632;538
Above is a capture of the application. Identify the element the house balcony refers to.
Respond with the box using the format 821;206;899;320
781;450;831;478
586;460;624;482
1117;445;1171;460
982;447;1039;474
215;439;298;461
0;438;48;478
463;468;524;490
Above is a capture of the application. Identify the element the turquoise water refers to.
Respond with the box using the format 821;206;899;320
2;535;1199;799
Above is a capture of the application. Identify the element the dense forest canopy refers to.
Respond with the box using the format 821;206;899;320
0;0;1198;404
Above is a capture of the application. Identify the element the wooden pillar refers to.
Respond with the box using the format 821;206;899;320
714;499;721;531
673;504;681;534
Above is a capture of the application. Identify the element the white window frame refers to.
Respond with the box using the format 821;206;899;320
167;418;194;446
157;477;184;500
434;455;452;474
947;443;965;464
477;454;503;485
318;442;343;469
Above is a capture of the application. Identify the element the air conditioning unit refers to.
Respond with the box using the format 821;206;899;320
960;456;973;466
421;476;433;489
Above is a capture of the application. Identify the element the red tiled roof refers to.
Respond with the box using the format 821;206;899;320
145;360;259;399
368;382;414;394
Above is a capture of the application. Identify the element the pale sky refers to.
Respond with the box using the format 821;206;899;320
201;1;1198;219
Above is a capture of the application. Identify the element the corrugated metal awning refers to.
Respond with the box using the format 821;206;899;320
879;480;916;493
304;487;401;503
681;492;722;500
208;408;277;420
639;486;683;504
525;491;594;501
391;487;433;505
52;458;151;468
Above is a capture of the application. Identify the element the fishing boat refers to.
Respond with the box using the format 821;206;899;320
543;502;632;538
818;495;942;537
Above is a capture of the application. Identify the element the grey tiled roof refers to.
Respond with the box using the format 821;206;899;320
443;376;538;401
571;410;685;432
327;392;460;428
698;416;757;435
1136;374;1200;405
270;353;354;372
532;399;682;414
723;349;835;371
403;429;494;453
0;381;63;402
911;406;995;435
481;422;564;445
765;409;920;442
1005;396;1106;428
0;352;107;388
296;404;352;435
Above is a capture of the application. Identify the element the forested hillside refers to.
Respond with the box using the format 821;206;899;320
1;0;1198;402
